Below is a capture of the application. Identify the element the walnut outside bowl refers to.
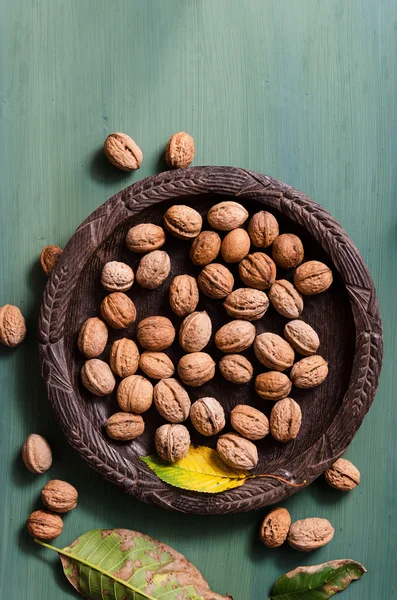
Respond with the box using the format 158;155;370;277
39;167;382;514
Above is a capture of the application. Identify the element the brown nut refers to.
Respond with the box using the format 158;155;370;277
221;228;251;263
272;234;304;269
104;132;142;171
268;280;303;319
190;397;226;436
260;507;291;548
290;355;328;388
109;338;140;378
178;352;216;387
207;201;249;231
136;250;171;289
216;433;258;471
224;288;269;321
248;211;279;248
179;311;212;353
190;231;221;266
40;245;63;276
219;354;253;384
126;223;166;253
239;252;277;290
153;378;191;423
287;518;335;552
165;132;195;168
294;260;333;295
117;375;153;413
22;434;52;474
163;205;202;239
324;458;360;491
101;261;134;292
284;320;320;356
169;274;199;317
27;510;63;540
139;352;175;379
155;424;191;462
255;371;292;401
215;320;255;353
41;480;78;513
100;292;137;329
137;316;176;351
77;317;108;359
230;405;269;440
270;398;302;443
105;412;145;441
254;333;295;371
81;359;116;396
198;263;234;299
0;304;27;347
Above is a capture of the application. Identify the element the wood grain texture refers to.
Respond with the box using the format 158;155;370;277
0;0;396;598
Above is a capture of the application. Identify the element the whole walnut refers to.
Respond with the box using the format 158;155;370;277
224;288;269;321
22;434;52;474
117;374;153;413
40;245;63;276
190;231;221;266
284;320;320;356
294;260;333;295
221;228;251;263
260;507;291;548
163;205;202;239
169;274;199;317
41;480;78;513
219;354;253;384
190;397;225;436
287;518;335;552
165;132;195;169
254;333;295;371
268;280;303;319
248;211;279;248
207;201;249;231
100;293;136;329
105;412;145;441
27;510;63;540
178;352;216;387
77;317;108;359
139;352;175;380
198;263;234;299
126;223;166;253
255;371;292;401
109;338;140;377
290;355;328;388
153;378;191;423
101;261;134;292
215;320;255;353
81;359;116;396
179;311;212;353
104;132;142;171
137;316;176;351
272;234;304;269
155;424;191;462
136;250;171;289
0;304;27;347
270;398;302;443
239;252;277;290
230;405;269;440
324;458;360;491
217;433;258;471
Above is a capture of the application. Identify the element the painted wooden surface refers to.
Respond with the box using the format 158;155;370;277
0;1;395;598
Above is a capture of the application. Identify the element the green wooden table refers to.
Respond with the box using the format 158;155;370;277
0;1;395;598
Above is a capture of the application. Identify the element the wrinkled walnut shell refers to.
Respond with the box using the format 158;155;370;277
198;263;234;299
254;333;295;371
178;352;216;387
287;518;335;552
117;375;153;413
139;352;175;380
104;132;142;171
137;316;176;351
105;412;145;441
136;250;171;289
163;205;202;239
41;479;78;513
284;320;320;356
270;398;302;443
290;355;328;388
272;234;304;269
294;260;333;295
100;293;136;329
40;245;63;276
77;317;108;359
27;510;63;540
81;359;116;396
190;231;222;266
22;434;52;474
230;405;269;440
169;274;199;317
216;433;258;471
0;304;27;347
221;228;251;263
165;132;195;169
239;252;277;290
155;424;191;462
207;201;249;231
101;261;134;292
179;311;212;353
215;320;255;353
190;397;226;436
224;288;269;321
324;458;360;491
260;507;291;548
109;338;140;378
268;280;303;319
218;354;253;384
255;371;292;401
153;378;191;423
248;211;279;248
126;223;166;253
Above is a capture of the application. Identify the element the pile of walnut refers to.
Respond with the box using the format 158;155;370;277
78;200;333;471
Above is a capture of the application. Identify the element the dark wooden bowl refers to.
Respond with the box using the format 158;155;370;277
39;167;382;514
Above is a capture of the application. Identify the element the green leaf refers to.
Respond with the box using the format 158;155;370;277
270;559;367;599
36;528;231;600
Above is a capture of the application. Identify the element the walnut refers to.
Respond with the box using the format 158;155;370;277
22;434;52;474
255;371;292;401
41;480;78;513
81;359;116;396
207;201;249;231
294;260;333;295
239;252;277;290
216;433;258;471
190;397;226;436
139;352;175;379
287;518;335;552
190;231;221;266
109;338;140;378
270;398;302;443
40;245;63;275
218;354;253;384
179;311;212;353
155;424;191;462
215;320;255;353
153;378;191;423
260;507;291;548
230;405;269;440
284;320;320;356
117;374;153;413
126;223;166;253
247;211;279;248
324;458;360;491
198;263;234;299
105;412;145;441
165;132;195;168
163;205;202;239
0;304;27;347
221;228;251;263
137;316;176;351
104;132;142;171
77;317;108;359
100;292;136;329
136;250;171;289
169;274;199;317
254;332;295;371
101;261;134;292
268;280;303;319
27;510;63;540
178;352;216;387
290;355;328;388
224;288;269;321
272;234;304;269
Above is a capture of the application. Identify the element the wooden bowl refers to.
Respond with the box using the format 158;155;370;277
39;167;382;514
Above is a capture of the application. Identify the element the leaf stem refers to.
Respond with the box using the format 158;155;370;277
250;474;307;488
34;539;60;552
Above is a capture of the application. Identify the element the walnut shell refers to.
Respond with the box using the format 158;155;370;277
139;352;175;380
218;354;253;384
177;352;216;387
287;518;335;552
284;320;320;356
165;132;195;168
215;320;255;353
248;211;279;248
198;263;234;299
153;378;191;423
126;223;166;253
207;201;249;231
294;260;333;295
22;434;52;474
272;234;304;269
224;288;269;321
190;231;221;266
216;433;258;471
169;274;199;317
101;261;134;292
163;205;202;239
324;458;360;491
137;316;176;351
0;304;27;347
268;280;303;319
239;252;277;290
230;405;269;440
254;333;295;371
41;480;78;513
27;510;63;540
290;355;328;388
81;359;116;396
221;228;251;263
100;292;136;329
109;338;140;378
105;412;145;440
260;507;291;548
40;245;63;276
270;398;302;443
136;250;171;289
104;132;142;171
255;371;292;401
190;397;226;436
117;375;153;413
155;424;191;462
179;311;212;353
77;317;108;359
